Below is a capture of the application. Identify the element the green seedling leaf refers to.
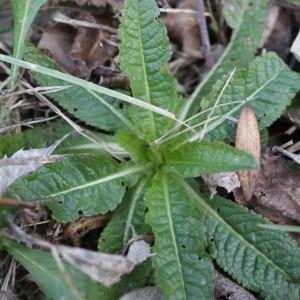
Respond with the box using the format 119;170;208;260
180;0;268;120
163;140;256;177
98;177;151;254
2;239;106;299
145;172;214;300
10;0;47;86
119;0;177;141
116;130;149;163
5;156;147;222
180;179;300;299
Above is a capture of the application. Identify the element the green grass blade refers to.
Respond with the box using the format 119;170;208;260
145;172;214;300
0;54;176;121
119;0;177;141
10;0;47;86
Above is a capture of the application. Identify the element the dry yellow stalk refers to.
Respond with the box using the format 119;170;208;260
235;105;261;201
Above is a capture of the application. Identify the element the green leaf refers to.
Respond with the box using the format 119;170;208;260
2;239;106;299
180;0;268;120
163;140;256;177
5;156;147;222
222;0;248;29
170;52;300;146
10;0;47;86
98;177;152;253
179;179;300;299
145;172;214;300
200;52;300;141
23;45;137;133
116;129;149;163
119;0;177;141
100;261;152;300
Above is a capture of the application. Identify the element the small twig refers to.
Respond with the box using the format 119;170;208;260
196;0;214;68
52;11;117;34
0;115;59;134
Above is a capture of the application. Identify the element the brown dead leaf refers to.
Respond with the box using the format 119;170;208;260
38;12;119;79
235;105;261;202
38;23;78;75
252;159;300;224
235;156;300;227
201;172;240;199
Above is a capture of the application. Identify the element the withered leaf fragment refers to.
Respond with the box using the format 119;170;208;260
235;105;261;201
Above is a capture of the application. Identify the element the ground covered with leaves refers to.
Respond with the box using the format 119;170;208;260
0;0;300;299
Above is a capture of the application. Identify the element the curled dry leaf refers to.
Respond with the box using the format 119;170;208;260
235;105;261;201
202;172;240;199
0;134;70;196
56;238;151;286
3;222;152;287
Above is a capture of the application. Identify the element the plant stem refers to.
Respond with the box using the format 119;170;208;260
196;0;214;68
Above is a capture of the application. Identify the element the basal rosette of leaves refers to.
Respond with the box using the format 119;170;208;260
1;0;300;299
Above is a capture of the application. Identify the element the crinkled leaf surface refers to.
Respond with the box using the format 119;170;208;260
119;0;177;141
5;156;146;222
179;179;300;299
10;0;47;85
145;172;214;300
2;239;105;299
23;45;136;133
180;0;268;120
170;52;300;146
163;141;256;177
98;177;151;254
